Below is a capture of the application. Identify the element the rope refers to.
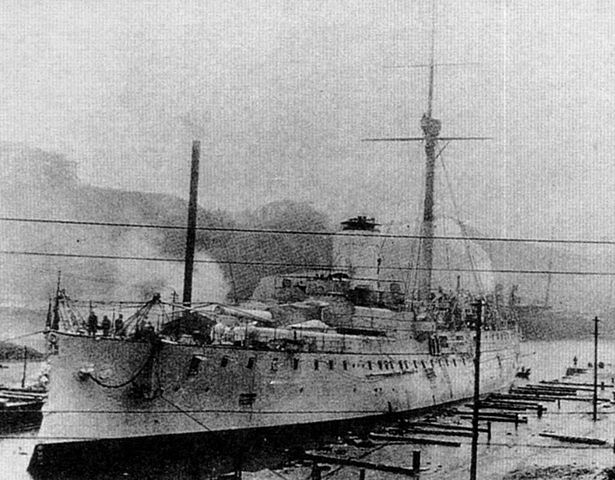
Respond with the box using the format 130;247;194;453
159;394;293;480
0;330;45;343
439;154;484;295
87;342;158;389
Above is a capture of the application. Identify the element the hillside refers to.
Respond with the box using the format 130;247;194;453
0;144;332;306
0;342;44;361
1;143;612;341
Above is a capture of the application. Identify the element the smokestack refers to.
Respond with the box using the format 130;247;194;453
182;140;200;306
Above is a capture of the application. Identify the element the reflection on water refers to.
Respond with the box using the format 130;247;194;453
1;339;613;479
520;339;615;382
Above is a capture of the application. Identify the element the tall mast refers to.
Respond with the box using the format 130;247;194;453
182;140;201;307
543;228;554;307
363;0;490;302
426;0;436;119
417;0;441;301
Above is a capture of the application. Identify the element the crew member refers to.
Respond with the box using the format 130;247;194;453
114;314;124;337
143;321;156;343
101;315;111;336
87;310;98;336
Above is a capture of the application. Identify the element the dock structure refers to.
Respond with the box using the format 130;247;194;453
0;387;46;432
280;361;615;480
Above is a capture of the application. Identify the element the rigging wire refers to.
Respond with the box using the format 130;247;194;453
2;216;615;246
0;330;45;343
158;395;295;480
439;148;485;295
3;248;615;276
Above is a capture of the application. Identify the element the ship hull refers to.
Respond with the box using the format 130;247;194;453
30;329;519;471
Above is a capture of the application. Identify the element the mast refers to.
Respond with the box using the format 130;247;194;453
417;0;440;301
363;0;490;303
51;270;61;330
182;140;201;307
544;229;554;307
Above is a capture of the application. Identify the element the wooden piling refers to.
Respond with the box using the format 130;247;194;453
233;450;243;480
311;462;322;480
593;316;599;422
470;299;483;480
21;346;27;389
412;451;421;473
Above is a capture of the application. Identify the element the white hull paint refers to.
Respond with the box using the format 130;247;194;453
36;329;519;447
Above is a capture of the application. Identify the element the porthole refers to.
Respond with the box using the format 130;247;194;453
188;357;201;376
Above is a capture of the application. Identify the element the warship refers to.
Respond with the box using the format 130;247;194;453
29;14;521;472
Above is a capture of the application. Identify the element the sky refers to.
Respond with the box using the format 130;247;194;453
1;0;615;242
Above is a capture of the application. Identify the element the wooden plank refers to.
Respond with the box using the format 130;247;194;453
406;422;489;433
303;452;417;475
406;428;474;437
510;389;609;402
490;393;556;403
369;433;461;447
541;380;614;389
511;387;577;397
527;384;592;392
458;415;527;424
481;402;543;411
451;408;521;419
539;433;607;445
484;397;543;408
465;402;528;411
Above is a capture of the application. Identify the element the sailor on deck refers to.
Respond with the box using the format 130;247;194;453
114;314;124;337
101;315;111;336
87;310;98;336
